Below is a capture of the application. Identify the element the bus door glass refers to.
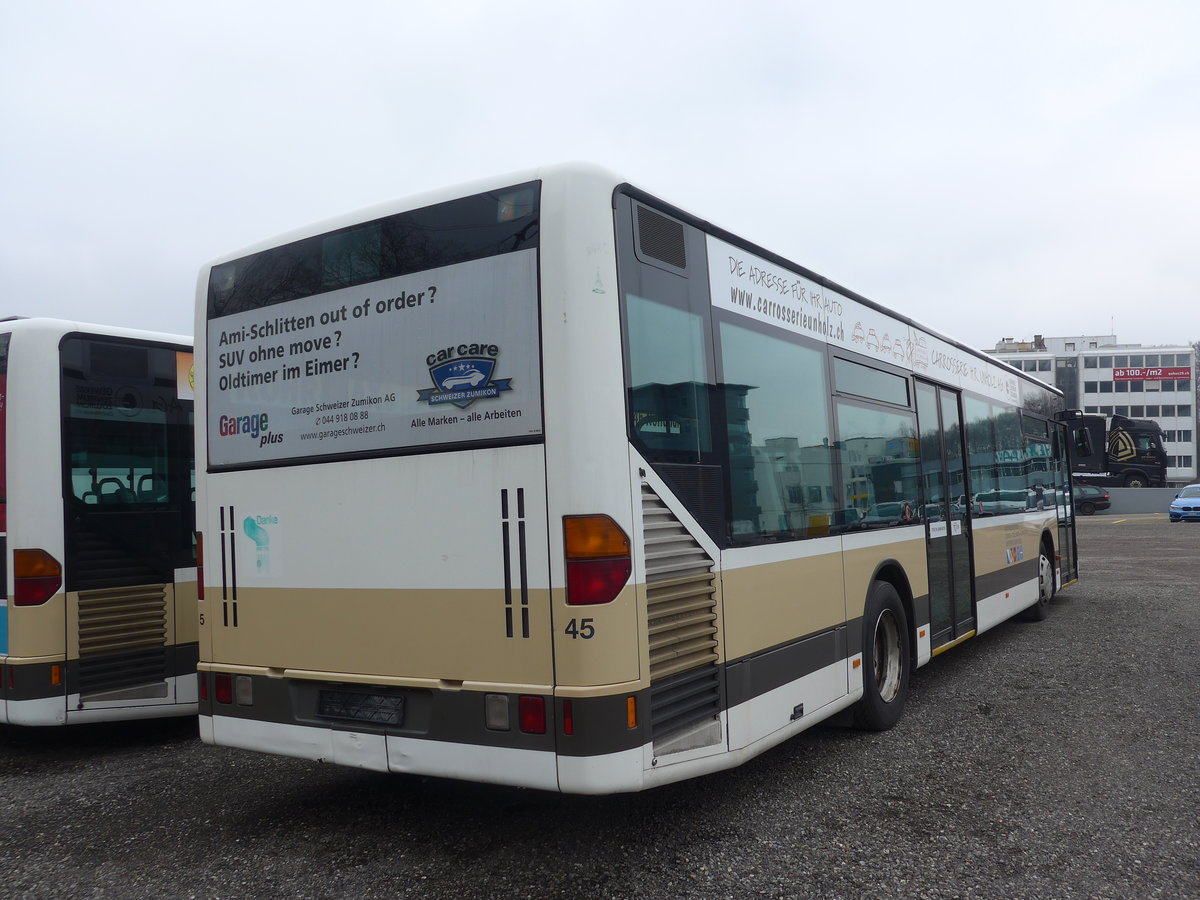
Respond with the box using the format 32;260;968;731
916;381;975;644
1050;422;1078;584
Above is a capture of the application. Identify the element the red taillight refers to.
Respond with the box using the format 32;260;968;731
196;531;204;601
13;549;62;606
215;673;233;704
562;699;574;736
518;695;546;734
566;558;633;605
564;515;631;605
198;673;208;702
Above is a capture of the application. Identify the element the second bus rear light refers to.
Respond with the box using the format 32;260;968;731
13;549;62;607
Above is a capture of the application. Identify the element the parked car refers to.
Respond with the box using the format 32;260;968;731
974;489;1029;516
861;501;915;528
1168;484;1200;522
1072;482;1111;516
829;507;865;534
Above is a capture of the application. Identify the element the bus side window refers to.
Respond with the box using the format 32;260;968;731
625;292;713;461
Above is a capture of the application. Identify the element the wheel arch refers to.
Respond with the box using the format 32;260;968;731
864;558;917;669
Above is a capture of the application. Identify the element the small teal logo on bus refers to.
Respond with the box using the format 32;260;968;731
417;343;512;410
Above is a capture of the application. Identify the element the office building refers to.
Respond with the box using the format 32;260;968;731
989;335;1195;484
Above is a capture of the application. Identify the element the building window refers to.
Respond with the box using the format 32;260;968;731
1183;430;1194;442
1038;360;1051;371
1084;357;1098;368
1180;405;1192;417
1115;381;1128;393
1099;382;1113;393
1131;406;1144;417
1084;381;1098;393
1065;342;1076;351
1116;406;1129;415
1129;355;1144;367
1146;406;1160;417
1130;381;1143;393
1100;406;1113;415
1177;379;1192;392
1162;405;1175;416
1084;406;1098;413
1099;356;1113;367
1145;354;1159;366
1114;355;1128;367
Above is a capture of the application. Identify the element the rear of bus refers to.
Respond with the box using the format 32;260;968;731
196;172;569;786
0;318;198;725
197;165;801;793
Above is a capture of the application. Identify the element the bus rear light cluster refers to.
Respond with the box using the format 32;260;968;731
13;549;62;606
212;673;253;705
563;515;631;605
214;673;233;705
484;694;548;733
518;696;546;734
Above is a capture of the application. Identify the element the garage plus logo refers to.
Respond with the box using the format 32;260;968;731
217;411;283;448
417;342;512;409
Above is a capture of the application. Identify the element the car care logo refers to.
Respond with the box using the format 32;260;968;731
417;342;512;409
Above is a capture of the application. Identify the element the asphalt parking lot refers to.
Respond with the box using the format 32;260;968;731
1;515;1197;899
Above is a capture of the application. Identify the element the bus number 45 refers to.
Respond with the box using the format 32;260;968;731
564;618;595;640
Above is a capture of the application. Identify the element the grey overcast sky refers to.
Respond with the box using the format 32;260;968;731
2;1;1197;352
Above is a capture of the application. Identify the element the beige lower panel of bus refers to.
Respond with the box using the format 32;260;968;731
175;579;198;645
209;586;554;685
972;517;1051;582
721;533;929;663
4;594;67;658
841;534;929;622
551;583;643;688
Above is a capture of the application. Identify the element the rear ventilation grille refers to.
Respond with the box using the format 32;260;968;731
642;484;722;745
77;584;168;695
636;205;687;270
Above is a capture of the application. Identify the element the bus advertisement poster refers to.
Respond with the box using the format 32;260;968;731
205;250;543;468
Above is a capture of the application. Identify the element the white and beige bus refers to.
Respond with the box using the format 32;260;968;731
195;164;1078;793
1;317;198;725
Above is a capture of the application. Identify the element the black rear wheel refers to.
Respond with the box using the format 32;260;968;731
1022;544;1055;621
854;581;910;730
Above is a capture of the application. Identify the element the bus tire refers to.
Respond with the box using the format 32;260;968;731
854;581;910;731
1022;544;1055;621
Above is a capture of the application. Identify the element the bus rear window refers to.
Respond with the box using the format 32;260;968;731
208;184;539;318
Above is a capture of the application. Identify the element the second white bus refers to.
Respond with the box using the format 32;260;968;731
1;318;198;725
